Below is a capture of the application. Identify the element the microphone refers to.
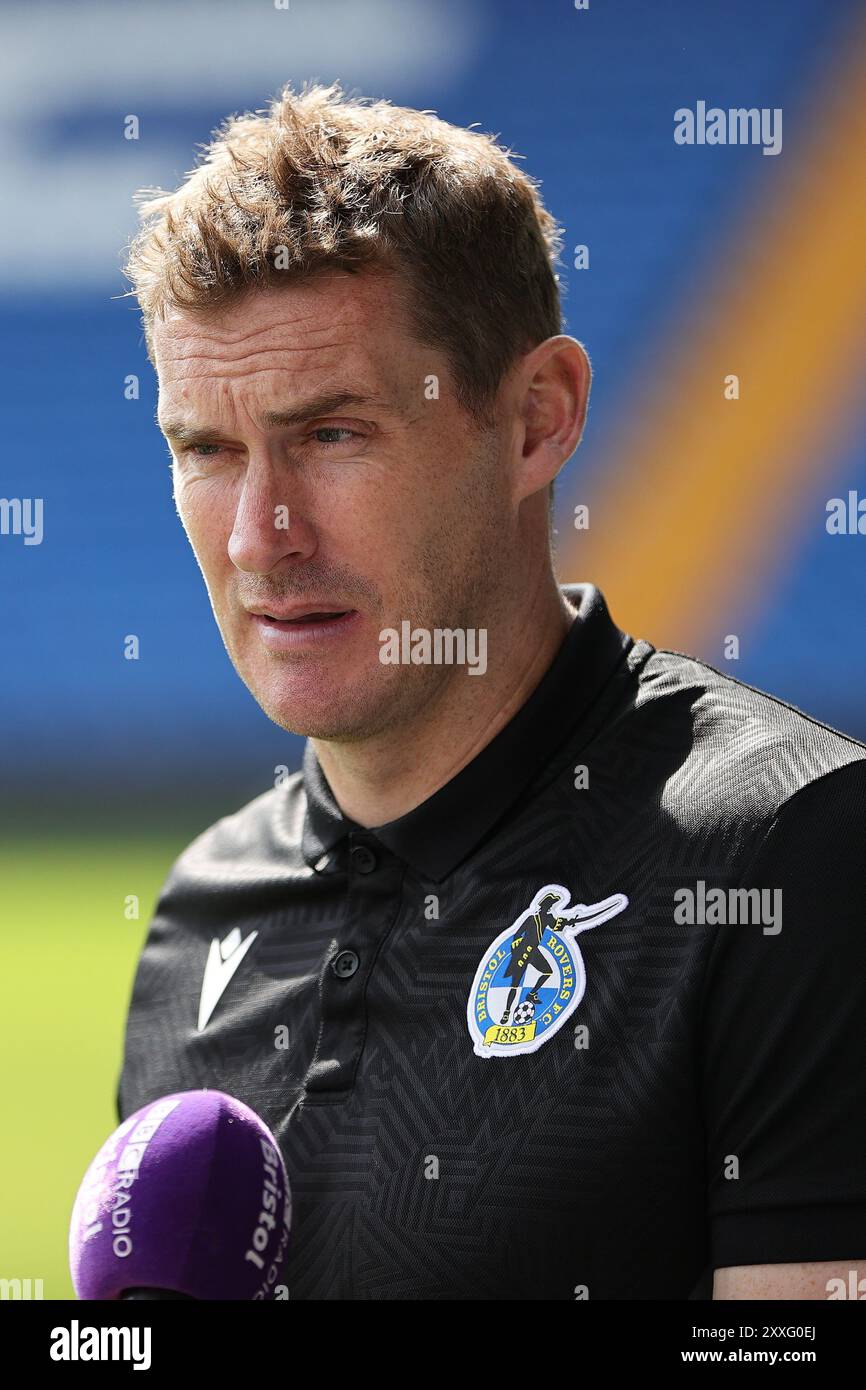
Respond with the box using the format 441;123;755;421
69;1089;292;1300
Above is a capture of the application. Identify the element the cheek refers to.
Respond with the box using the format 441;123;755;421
175;476;235;564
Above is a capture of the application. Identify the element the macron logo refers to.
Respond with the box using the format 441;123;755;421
197;927;258;1032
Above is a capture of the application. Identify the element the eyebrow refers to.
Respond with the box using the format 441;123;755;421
158;391;388;444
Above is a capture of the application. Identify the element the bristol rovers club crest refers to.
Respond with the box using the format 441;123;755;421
467;883;629;1058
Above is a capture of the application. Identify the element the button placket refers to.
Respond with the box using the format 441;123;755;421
304;834;405;1098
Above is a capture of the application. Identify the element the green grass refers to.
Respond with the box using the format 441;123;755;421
0;838;182;1299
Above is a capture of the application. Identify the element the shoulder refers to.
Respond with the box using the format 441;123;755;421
159;772;308;909
628;645;866;857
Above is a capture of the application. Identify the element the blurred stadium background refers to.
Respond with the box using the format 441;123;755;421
1;0;864;1296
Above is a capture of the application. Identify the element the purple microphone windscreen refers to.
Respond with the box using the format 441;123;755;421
69;1090;292;1300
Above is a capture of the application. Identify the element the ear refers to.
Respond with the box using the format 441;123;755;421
512;336;592;503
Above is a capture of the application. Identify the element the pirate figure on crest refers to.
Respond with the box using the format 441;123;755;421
499;888;566;1024
466;882;630;1058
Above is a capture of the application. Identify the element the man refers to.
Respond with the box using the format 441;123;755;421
117;82;866;1300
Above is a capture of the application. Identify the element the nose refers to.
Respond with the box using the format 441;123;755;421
227;457;316;574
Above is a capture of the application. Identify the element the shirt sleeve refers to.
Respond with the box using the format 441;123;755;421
697;756;866;1270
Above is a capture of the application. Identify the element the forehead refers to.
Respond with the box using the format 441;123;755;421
152;269;421;403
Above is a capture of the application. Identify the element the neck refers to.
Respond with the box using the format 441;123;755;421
312;572;577;828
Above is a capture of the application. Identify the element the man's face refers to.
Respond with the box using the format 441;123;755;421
153;271;516;740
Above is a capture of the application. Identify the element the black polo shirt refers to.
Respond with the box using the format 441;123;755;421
117;582;866;1300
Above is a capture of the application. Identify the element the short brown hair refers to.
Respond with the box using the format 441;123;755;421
124;81;564;423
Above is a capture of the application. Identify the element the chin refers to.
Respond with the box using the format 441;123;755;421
233;639;413;740
262;701;375;741
249;671;384;742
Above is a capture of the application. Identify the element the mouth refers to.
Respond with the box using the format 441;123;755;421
246;605;360;647
254;609;352;626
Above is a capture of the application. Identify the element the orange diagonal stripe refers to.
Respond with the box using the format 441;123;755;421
562;16;866;652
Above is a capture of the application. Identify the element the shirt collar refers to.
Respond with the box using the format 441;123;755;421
300;583;633;881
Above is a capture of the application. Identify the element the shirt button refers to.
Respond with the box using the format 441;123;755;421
350;844;377;874
331;949;360;979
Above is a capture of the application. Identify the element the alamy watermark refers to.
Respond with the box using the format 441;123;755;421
0;497;43;545
675;102;782;156
1;1276;44;1299
379;622;487;675
674;880;782;935
50;1322;151;1371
